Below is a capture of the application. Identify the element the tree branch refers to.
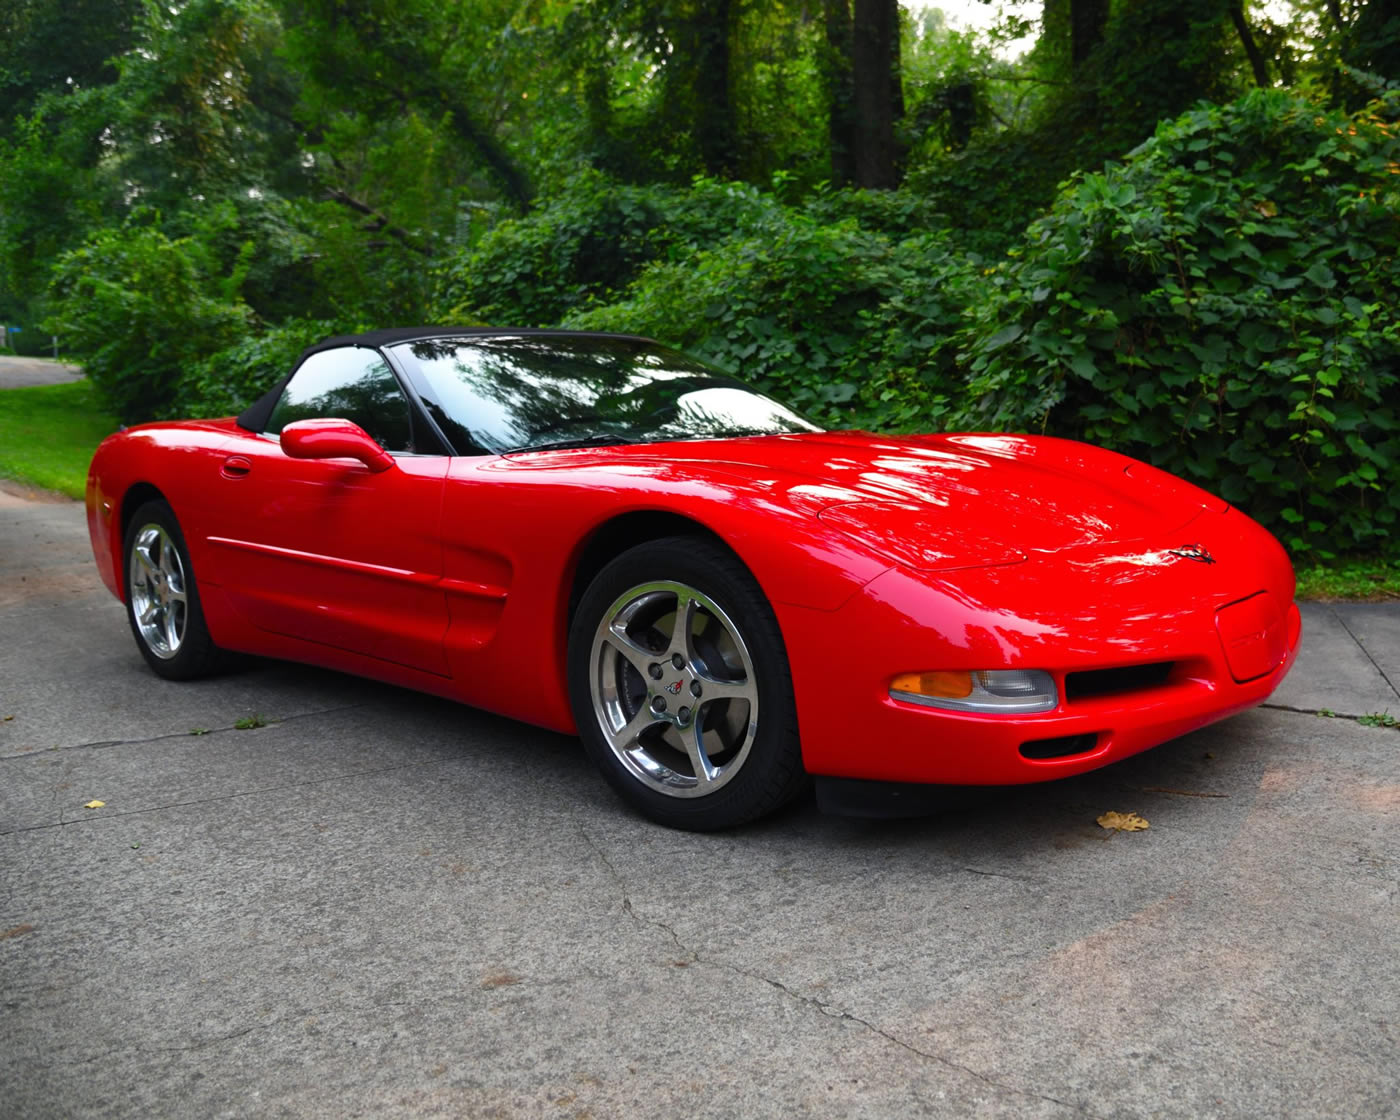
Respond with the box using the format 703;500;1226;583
1229;2;1271;88
323;189;432;256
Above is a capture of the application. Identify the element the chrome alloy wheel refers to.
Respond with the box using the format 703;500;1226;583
128;523;189;660
588;580;759;798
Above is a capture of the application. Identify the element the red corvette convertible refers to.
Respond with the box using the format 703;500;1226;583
86;328;1300;829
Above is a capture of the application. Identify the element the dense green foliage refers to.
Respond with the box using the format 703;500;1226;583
958;91;1400;555
436;173;785;326
566;212;975;427
45;223;250;422
3;0;1399;558
173;318;344;420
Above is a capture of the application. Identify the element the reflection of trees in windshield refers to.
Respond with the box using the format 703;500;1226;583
399;336;819;453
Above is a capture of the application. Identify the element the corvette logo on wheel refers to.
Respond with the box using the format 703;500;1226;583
666;680;683;694
1168;544;1216;564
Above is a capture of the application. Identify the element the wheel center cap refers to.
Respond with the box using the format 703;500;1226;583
648;663;701;727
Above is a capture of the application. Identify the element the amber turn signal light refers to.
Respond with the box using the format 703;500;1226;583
889;670;974;699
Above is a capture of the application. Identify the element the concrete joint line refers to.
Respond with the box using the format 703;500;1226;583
1332;606;1400;702
0;756;454;836
0;703;369;764
1261;701;1398;724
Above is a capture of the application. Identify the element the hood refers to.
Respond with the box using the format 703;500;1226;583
632;431;1227;566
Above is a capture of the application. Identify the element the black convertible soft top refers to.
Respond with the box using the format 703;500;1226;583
234;326;652;433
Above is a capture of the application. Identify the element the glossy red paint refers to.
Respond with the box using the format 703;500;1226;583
87;422;1299;786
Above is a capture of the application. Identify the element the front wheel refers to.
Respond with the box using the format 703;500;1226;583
123;499;225;680
567;536;806;830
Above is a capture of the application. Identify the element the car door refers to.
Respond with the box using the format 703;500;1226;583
206;345;451;676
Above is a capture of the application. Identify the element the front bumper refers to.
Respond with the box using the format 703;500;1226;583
777;519;1301;786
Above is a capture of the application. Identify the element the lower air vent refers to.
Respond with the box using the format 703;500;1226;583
1065;661;1174;701
1019;733;1100;760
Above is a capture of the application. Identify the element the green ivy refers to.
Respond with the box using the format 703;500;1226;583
44;221;250;424
433;170;784;327
174;317;349;419
956;89;1400;557
565;206;977;428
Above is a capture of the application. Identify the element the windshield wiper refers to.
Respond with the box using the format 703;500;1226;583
505;434;634;454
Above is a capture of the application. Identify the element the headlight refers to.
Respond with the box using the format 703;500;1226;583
890;669;1058;714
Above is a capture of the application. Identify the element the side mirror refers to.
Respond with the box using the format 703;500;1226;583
279;418;394;473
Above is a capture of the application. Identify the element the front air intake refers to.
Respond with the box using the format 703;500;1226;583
1019;733;1100;760
1065;661;1174;701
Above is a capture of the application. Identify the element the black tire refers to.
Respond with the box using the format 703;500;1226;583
567;535;807;830
122;499;226;680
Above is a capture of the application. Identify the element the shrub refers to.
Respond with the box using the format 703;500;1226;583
956;89;1400;556
174;317;346;419
568;207;978;428
433;170;782;326
45;222;250;423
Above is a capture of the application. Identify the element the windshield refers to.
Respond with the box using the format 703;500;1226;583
389;335;822;454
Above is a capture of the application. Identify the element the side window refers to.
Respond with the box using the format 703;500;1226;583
266;347;414;452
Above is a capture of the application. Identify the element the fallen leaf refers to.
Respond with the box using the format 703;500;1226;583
1097;810;1149;831
2;714;13;721
83;800;106;809
0;924;35;941
479;970;522;990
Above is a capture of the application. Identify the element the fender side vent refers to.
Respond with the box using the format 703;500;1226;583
1019;733;1100;760
1065;660;1174;701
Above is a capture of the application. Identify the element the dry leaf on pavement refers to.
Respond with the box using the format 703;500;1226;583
83;800;105;809
1097;810;1149;831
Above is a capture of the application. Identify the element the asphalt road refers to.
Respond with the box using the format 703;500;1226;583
2;494;1397;1118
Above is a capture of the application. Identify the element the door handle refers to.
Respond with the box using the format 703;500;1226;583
221;455;252;478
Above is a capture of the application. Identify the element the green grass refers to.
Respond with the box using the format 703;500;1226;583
0;380;117;498
1295;556;1400;602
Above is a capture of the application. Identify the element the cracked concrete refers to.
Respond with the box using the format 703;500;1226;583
2;497;1399;1118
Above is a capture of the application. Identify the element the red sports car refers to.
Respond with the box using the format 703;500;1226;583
86;328;1301;829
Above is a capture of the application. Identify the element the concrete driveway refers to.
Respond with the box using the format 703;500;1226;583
0;355;82;389
1;495;1397;1118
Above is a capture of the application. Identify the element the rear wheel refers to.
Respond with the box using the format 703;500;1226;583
123;499;225;680
568;536;806;830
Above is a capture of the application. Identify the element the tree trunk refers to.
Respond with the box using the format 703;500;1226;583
1070;0;1109;69
691;0;737;177
850;0;902;189
823;0;856;186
